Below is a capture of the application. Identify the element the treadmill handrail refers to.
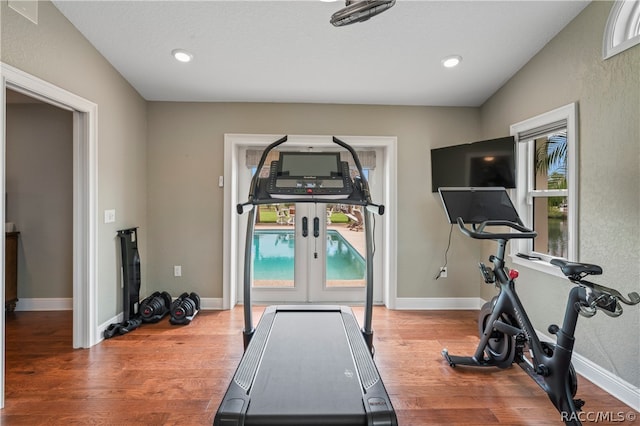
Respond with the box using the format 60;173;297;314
236;135;384;215
243;135;288;213
237;135;384;355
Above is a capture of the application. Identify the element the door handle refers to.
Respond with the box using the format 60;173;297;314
313;217;320;238
302;217;308;238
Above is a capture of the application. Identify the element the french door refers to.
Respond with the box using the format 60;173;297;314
250;202;367;303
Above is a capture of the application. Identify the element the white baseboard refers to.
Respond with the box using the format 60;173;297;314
573;351;640;412
394;297;484;310
535;330;640;411
98;312;124;342
200;297;224;310
14;297;72;311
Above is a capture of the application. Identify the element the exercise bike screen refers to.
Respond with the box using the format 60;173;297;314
438;187;523;225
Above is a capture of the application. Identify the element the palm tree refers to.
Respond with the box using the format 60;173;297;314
535;131;567;188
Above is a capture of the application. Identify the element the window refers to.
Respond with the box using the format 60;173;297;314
510;103;578;271
603;0;640;60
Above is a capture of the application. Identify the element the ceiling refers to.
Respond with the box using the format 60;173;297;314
51;1;590;107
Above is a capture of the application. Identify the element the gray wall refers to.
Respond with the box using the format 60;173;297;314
480;1;640;387
146;102;482;298
6;102;73;299
1;0;148;323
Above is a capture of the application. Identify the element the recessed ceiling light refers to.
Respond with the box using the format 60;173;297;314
441;55;462;68
172;49;193;63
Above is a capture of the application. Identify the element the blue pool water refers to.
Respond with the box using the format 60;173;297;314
252;230;365;280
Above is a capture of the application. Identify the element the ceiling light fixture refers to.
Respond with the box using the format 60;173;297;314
330;0;396;27
441;55;462;68
172;49;193;63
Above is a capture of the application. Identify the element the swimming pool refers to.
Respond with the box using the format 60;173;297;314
252;230;365;280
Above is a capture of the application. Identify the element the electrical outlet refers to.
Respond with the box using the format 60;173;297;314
174;265;182;277
440;267;448;278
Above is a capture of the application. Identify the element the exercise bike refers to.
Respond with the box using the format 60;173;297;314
437;188;640;426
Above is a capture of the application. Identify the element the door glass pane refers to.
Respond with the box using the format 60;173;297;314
533;197;569;258
252;203;295;288
325;204;366;288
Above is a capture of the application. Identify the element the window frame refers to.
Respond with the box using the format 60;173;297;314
603;0;640;60
509;103;578;276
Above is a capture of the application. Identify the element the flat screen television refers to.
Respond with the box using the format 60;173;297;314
430;136;515;192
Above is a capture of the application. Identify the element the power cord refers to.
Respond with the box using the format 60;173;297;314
434;224;454;280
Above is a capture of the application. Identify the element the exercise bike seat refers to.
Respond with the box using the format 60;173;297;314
550;259;602;277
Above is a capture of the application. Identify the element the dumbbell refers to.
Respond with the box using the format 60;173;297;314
170;292;200;325
139;291;172;323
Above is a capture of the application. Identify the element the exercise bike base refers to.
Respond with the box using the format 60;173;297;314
442;349;500;368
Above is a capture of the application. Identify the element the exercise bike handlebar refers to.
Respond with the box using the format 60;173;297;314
456;217;537;240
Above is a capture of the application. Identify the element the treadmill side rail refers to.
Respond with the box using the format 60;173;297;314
214;306;397;426
214;388;249;426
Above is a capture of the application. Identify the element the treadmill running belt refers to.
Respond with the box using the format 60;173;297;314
246;311;365;424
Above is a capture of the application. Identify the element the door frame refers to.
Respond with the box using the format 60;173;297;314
222;134;397;309
1;62;98;406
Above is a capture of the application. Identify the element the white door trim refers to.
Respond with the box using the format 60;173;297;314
222;134;397;309
1;62;98;407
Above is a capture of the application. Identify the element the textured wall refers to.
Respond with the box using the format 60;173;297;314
480;1;640;387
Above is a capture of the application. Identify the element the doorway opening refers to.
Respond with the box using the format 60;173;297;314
1;63;98;408
222;134;397;308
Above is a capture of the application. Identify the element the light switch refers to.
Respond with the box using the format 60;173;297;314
104;209;116;223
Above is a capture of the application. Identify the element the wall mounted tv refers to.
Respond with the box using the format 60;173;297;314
430;136;516;192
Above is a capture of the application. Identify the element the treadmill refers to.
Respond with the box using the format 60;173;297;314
214;136;397;426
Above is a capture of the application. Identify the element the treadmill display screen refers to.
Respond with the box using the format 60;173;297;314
438;187;523;225
279;153;341;177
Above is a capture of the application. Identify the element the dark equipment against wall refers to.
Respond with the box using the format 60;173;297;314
170;292;200;325
139;291;172;323
104;227;142;338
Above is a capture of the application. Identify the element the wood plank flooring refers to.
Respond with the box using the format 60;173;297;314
2;308;637;425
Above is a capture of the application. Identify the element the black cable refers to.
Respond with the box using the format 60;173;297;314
435;224;454;280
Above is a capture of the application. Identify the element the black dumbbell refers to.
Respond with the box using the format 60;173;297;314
170;292;200;325
139;291;172;323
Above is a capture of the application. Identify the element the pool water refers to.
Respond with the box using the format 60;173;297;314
252;230;365;280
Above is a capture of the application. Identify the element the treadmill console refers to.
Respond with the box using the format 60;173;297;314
266;152;354;199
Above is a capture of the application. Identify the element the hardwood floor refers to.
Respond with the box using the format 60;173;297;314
2;308;637;425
